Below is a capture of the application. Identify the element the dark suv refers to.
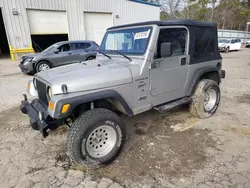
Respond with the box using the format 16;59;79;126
19;40;99;75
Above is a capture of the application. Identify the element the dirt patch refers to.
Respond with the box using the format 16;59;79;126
87;109;216;185
222;56;240;59
0;72;22;77
236;94;250;104
223;126;250;137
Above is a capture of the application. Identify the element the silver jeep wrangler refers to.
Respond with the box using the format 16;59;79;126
20;19;225;167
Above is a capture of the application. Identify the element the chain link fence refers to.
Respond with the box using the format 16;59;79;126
218;29;250;43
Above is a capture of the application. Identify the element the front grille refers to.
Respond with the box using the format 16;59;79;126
35;79;48;105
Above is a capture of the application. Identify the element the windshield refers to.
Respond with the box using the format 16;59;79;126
43;44;58;53
100;27;152;55
218;39;230;43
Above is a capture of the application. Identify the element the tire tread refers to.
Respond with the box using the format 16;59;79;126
189;79;220;119
67;108;125;166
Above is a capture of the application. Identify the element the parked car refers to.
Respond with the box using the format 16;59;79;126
246;40;250;48
218;38;241;52
19;40;99;75
21;19;225;167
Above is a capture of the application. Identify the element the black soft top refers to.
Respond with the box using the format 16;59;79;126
108;19;217;30
106;19;221;64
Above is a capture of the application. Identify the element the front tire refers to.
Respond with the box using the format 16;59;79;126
224;47;229;53
36;61;51;73
68;108;126;167
189;79;220;119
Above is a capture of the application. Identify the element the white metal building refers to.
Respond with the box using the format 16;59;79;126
0;0;160;59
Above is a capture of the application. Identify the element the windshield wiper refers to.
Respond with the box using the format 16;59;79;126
112;50;132;61
98;51;111;59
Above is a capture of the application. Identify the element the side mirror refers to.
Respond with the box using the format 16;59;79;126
161;42;172;58
54;49;60;54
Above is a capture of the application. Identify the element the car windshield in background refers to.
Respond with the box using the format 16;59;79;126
219;39;230;43
100;27;152;55
43;44;58;53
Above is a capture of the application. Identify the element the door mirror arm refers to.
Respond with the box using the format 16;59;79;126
151;58;164;69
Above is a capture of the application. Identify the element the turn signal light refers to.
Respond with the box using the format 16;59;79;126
62;104;70;113
27;82;31;89
49;101;55;111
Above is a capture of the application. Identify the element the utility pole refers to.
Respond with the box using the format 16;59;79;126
245;22;250;43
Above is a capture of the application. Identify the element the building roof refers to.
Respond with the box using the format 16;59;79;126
129;0;161;7
108;19;217;30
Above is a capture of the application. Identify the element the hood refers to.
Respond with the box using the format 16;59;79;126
36;58;134;94
22;53;42;60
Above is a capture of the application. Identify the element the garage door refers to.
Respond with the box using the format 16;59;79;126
84;12;113;45
27;10;68;35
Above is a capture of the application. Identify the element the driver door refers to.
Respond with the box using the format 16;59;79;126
150;27;189;96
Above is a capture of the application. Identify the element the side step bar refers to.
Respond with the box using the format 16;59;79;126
154;97;191;113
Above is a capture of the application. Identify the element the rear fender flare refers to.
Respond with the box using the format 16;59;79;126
187;66;220;96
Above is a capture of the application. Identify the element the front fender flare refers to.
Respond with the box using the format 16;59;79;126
53;90;133;119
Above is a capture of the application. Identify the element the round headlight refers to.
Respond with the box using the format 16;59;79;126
48;87;53;99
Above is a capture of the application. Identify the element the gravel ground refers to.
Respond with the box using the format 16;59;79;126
0;49;250;188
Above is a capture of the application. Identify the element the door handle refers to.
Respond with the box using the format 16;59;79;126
180;57;186;65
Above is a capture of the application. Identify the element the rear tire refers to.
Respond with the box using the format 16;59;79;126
189;79;220;119
87;56;95;61
68;108;126;167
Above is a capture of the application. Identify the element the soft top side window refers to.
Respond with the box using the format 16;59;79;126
193;28;215;59
156;28;187;59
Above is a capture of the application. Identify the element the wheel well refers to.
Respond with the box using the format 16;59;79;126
34;60;52;70
73;98;126;117
200;71;220;84
216;63;221;70
87;56;96;60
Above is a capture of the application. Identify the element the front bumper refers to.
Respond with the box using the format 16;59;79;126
20;95;64;137
19;60;35;74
